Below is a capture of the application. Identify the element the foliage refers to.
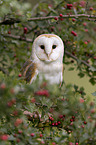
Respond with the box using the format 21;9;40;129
0;0;96;144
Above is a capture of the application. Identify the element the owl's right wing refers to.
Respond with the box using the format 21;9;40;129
21;59;38;84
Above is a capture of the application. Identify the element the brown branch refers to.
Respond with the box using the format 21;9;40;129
0;14;96;25
28;14;96;21
2;34;32;43
65;50;91;68
0;18;20;25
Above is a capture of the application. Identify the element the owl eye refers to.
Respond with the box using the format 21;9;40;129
40;45;45;49
52;45;57;49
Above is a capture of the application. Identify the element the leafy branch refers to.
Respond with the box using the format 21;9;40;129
28;14;96;21
0;14;96;25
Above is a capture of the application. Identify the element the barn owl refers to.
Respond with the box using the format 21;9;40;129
22;34;64;85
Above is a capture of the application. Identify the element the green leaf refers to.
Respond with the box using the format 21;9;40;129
68;67;74;71
78;72;85;78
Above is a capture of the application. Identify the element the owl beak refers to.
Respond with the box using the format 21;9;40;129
47;54;50;59
45;50;52;59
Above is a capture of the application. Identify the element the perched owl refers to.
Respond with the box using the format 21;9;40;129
22;34;64;85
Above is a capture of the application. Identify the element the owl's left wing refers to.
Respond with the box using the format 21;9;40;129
21;59;38;83
59;64;64;87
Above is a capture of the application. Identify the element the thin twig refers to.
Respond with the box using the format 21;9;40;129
28;14;96;21
2;34;33;43
0;14;96;25
65;50;91;68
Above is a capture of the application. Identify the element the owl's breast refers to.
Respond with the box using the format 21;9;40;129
37;62;62;84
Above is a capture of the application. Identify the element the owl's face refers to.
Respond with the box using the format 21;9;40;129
32;34;64;63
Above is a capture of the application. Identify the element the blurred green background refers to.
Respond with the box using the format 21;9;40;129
28;0;96;97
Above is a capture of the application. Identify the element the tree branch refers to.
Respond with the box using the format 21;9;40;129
65;50;91;68
28;14;96;21
0;18;20;25
2;34;32;43
0;14;96;25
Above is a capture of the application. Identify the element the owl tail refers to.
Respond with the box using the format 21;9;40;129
21;59;37;83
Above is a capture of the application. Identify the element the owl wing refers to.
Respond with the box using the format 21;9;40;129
21;59;38;83
59;64;64;87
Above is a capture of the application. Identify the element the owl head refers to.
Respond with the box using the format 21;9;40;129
31;34;64;63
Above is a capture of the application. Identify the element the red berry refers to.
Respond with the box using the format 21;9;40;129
60;18;63;21
16;58;19;62
67;4;73;9
49;117;54;121
57;121;61;124
51;118;54;121
83;121;87;124
8;31;11;34
87;40;90;43
81;125;84;128
35;90;49;97
10;88;15;94
24;27;28;34
59;115;63;118
94;57;96;59
52;142;56;145
83;22;87;26
84;41;88;45
69;142;73;145
7;101;13;107
90;102;94;106
30;133;34;137
14;54;16;57
0;135;8;141
70;122;73;126
72;51;75;55
71;31;77;36
52;123;55;126
91;109;95;113
18;130;22;134
50;26;54;32
70;119;74;122
85;29;88;32
80;1;86;7
18;74;22;77
90;7;93;11
54;17;58;20
49;116;52;120
11;99;16;104
72;18;75;22
16;138;20;143
39;134;43;138
31;98;36;103
0;83;6;89
63;115;66;117
13;110;18;116
75;143;79;145
41;141;45;144
14;118;23;127
14;134;17;137
72;116;75;119
54;122;58;126
80;98;84;103
59;13;63;17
